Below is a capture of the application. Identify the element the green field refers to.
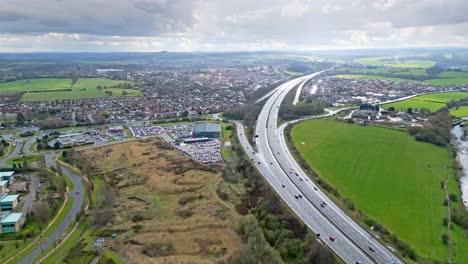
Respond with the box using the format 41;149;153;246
78;60;144;65
383;92;468;113
0;78;141;102
334;74;417;82
284;70;303;76
0;77;142;102
291;119;467;262
450;106;468;117
0;78;72;93
5;154;42;165
384;99;446;112
389;60;437;68
354;55;434;68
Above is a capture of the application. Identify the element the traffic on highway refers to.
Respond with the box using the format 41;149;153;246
237;72;403;264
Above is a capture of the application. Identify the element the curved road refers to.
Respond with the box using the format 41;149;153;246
0;128;85;264
238;72;403;263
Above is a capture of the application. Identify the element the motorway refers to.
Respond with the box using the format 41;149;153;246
237;72;403;264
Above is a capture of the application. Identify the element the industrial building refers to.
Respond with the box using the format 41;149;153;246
0;211;24;233
0;194;20;211
192;123;221;138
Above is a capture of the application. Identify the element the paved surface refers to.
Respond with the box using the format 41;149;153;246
0;127;85;264
236;71;403;264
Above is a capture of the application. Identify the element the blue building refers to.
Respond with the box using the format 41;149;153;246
192;123;221;139
0;194;20;211
0;212;24;233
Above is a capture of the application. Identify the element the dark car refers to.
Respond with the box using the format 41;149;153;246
282;184;285;188
298;194;302;198
314;187;318;190
294;195;299;199
369;246;375;252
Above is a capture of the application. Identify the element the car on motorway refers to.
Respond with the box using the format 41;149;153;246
282;184;285;188
369;246;375;252
294;195;299;199
298;194;302;198
329;236;335;241
299;178;303;181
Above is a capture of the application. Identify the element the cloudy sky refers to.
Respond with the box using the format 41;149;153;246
0;0;467;52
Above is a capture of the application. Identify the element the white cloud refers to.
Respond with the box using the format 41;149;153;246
0;0;467;51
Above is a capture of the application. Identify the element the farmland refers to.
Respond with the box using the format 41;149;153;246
334;74;416;82
450;106;468;117
383;92;468;113
0;77;141;102
334;65;468;86
291;118;468;262
73;138;242;263
354;55;435;68
0;78;72;93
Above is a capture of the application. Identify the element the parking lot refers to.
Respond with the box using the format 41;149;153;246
177;139;222;164
129;124;194;138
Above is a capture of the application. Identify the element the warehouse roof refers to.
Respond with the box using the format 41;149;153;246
0;171;14;178
0;194;19;203
1;212;22;223
0;180;8;187
193;123;221;133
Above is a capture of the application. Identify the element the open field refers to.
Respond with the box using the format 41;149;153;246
5;154;42;165
450;106;468;117
12;77;141;102
75;138;242;263
78;60;145;65
389;60;437;68
291;119;467;262
284;70;303;76
383;92;468;112
334;74;417;82
354;55;434;68
0;78;72;93
384;99;446;112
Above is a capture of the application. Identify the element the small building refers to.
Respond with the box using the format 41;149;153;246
192;123;221;139
108;126;124;134
0;181;8;194
0;212;24;233
0;194;20;211
0;171;14;182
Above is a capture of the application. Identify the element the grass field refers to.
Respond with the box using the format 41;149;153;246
450;106;468;117
0;78;72;93
291;119;468;262
383;92;468;113
76;139;242;263
5;154;41;165
334;74;417;82
0;77;141;102
284;70;303;76
354;55;434;68
78;60;145;65
384;99;446;112
389;60;437;68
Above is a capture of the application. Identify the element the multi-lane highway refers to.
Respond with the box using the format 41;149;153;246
237;72;403;263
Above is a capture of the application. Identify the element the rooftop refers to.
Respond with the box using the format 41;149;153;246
0;194;20;203
0;180;8;187
1;212;22;223
193;123;221;133
0;171;14;178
